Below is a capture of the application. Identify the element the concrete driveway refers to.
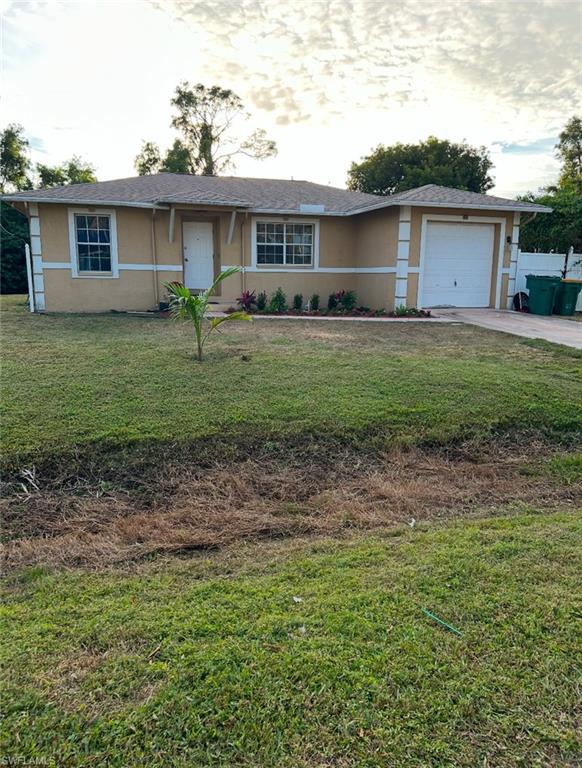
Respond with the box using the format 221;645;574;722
433;308;582;349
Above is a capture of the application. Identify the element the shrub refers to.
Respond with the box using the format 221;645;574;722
340;290;357;310
293;293;303;311
257;291;267;311
310;293;320;311
268;287;287;313
390;306;431;318
328;293;338;310
237;290;256;312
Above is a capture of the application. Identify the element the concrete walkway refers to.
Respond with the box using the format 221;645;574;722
434;308;582;349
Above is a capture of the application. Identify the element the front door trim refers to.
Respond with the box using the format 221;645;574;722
417;214;507;310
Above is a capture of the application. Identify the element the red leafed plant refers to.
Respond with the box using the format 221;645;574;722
237;290;257;312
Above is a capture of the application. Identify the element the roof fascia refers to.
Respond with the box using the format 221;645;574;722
0;196;169;210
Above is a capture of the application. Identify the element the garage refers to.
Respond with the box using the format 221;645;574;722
421;222;495;308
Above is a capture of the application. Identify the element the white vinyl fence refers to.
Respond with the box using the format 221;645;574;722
515;250;582;311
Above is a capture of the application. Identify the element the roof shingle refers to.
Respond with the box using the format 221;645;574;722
1;174;552;214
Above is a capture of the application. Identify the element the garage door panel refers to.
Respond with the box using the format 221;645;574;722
421;223;494;308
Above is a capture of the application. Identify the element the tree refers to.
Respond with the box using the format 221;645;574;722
135;83;277;176
556;115;582;193
0;203;29;294
0;124;32;294
164;267;251;361
347;136;494;195
519;187;582;253
162;139;193;174
135;139;192;175
135;141;163;176
520;115;582;253
0;123;32;193
37;156;97;188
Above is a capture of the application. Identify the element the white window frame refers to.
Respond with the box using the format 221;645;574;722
68;208;119;278
251;217;319;271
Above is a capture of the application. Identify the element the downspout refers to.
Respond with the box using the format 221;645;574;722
151;209;159;307
241;212;246;293
24;242;35;313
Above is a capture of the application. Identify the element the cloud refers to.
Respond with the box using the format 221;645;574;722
155;0;581;131
1;0;580;195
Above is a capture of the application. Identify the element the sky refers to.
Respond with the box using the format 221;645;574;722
1;0;581;197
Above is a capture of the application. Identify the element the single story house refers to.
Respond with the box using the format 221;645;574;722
2;174;551;313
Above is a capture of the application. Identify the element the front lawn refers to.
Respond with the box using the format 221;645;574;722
2;295;581;461
1;296;581;765
2;511;580;767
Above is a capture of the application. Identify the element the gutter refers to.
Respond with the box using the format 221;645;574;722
1;196;552;219
247;201;553;217
0;197;169;210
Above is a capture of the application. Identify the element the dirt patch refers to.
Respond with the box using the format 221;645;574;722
2;439;579;572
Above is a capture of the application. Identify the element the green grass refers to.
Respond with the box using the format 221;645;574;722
1;511;580;767
2;295;581;460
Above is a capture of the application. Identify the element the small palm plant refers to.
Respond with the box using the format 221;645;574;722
164;267;251;362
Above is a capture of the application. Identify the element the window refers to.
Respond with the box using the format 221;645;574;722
75;215;111;272
68;208;118;278
256;221;315;266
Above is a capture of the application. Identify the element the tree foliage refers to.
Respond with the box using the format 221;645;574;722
1;124;32;294
520;115;582;253
0;202;29;294
347;136;494;195
0;124;32;193
0;124;97;293
135;83;277;176
556;115;582;194
519;187;582;253
37;156;97;188
135;141;163;176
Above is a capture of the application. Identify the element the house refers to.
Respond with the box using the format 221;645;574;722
2;174;551;313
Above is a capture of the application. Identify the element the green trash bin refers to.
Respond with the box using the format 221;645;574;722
554;279;582;316
525;274;561;316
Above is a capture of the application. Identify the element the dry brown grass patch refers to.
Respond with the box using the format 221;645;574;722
2;443;579;572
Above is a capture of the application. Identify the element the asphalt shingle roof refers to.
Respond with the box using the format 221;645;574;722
1;174;552;214
376;184;550;212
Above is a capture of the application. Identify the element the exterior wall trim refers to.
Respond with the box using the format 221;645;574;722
417;214;507;310
395;205;411;308
507;213;521;307
225;265;396;274
29;203;45;310
42;262;183;272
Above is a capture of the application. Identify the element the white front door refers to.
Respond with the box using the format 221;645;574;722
421;222;495;308
183;221;214;290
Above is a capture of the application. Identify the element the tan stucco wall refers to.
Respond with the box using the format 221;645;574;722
354;207;399;267
34;202;518;313
43;270;156;312
39;204;70;262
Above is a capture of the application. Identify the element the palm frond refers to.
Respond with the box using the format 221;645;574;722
204;266;242;301
210;311;252;329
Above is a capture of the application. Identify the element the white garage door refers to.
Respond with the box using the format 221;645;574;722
421;222;495;308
